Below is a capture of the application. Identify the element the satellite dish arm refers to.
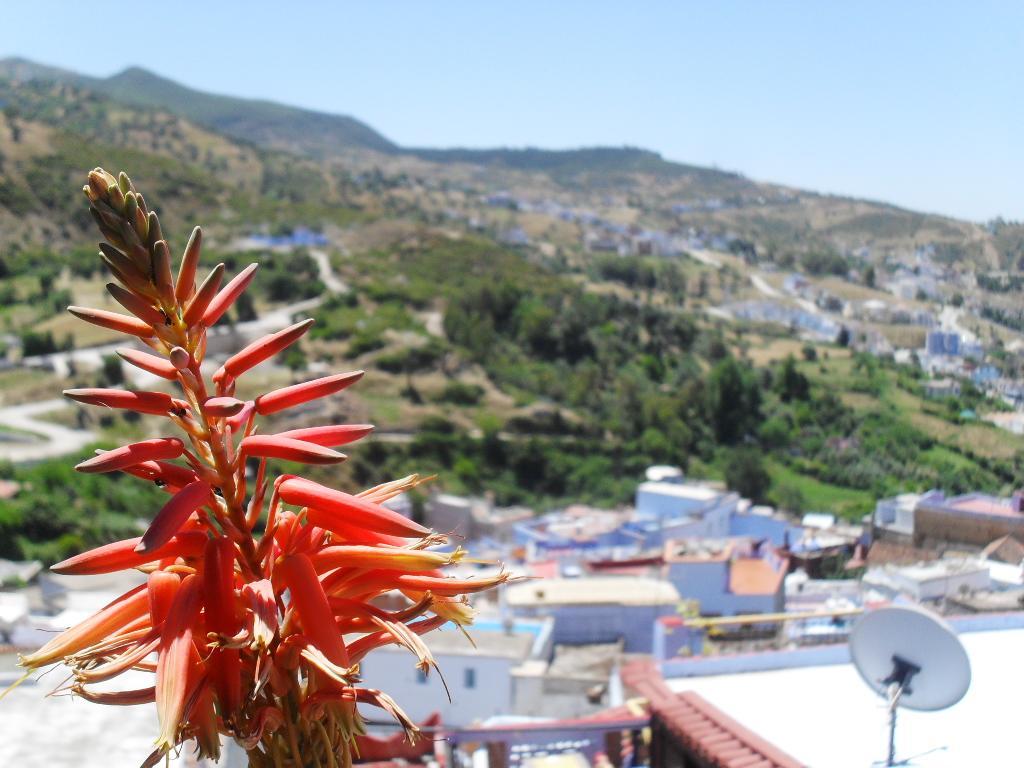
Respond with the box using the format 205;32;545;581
882;655;922;767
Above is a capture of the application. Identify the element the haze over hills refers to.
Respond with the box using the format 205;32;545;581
0;57;830;194
1;55;1021;275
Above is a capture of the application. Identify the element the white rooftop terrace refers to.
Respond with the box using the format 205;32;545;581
667;627;1024;767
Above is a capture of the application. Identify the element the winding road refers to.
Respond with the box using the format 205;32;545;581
2;249;347;464
0;398;97;463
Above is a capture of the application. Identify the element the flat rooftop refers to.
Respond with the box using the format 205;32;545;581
729;558;785;595
637;481;722;501
372;623;536;660
667;627;1024;767
506;577;680;608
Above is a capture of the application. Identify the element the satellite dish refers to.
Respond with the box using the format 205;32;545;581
850;605;971;765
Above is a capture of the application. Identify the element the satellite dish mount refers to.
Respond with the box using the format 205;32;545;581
881;655;922;766
849;605;970;767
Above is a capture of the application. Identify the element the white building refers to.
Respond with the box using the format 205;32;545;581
634;481;737;539
862;558;991;603
358;618;552;728
506;577;680;653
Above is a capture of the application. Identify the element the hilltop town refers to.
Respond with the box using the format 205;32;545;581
2;59;1024;767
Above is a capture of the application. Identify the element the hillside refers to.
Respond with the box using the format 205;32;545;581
1;66;1024;562
0;58;398;158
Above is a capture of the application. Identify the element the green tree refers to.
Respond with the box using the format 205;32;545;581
777;355;810;402
725;447;771;501
706;357;761;444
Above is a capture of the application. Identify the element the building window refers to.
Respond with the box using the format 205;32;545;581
416;669;428;685
464;668;476;689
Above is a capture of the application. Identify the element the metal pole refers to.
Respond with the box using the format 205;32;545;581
886;682;902;767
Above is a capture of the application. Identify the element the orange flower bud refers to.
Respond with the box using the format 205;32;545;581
151;240;176;307
68;305;154;337
182;263;225;327
106;283;167;326
51;532;205;575
201;263;258;327
254;370;364;415
222;319;314;378
64;388;178;415
136;480;213;554
175;227;202;303
169;346;191;370
277;477;430;538
115;347;177;379
75;438;185;474
203;396;246;417
119;459;199;491
240;435;347;465
273;423;375;447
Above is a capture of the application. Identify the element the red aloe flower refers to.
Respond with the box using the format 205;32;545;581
8;168;512;768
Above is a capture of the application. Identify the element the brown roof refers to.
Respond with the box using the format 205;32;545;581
729;558;785;596
620;660;805;768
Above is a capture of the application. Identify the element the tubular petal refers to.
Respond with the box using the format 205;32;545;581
136;481;213;554
278;554;349;667
148;570;182;627
19;584;149;669
75;438;185;474
309;545;458;573
155;574;202;752
201;263;258;327
254;371;364;415
222;319;314;378
204;538;243;717
73;685;156;706
51;532;205;575
278;477;430;538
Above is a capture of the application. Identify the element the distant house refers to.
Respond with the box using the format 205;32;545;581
498;226;530;247
506;577;680;653
862;558;991;604
914;491;1024;548
634;480;738;540
926;330;961;356
359;618;551;727
662;538;787;617
923;377;960;399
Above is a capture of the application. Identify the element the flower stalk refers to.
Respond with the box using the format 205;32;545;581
10;168;513;768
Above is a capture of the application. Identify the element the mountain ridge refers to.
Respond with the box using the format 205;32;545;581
0;57;745;187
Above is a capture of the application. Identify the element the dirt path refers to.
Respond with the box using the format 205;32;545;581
0;398;96;463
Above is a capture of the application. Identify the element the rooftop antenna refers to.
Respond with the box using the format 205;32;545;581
850;605;970;767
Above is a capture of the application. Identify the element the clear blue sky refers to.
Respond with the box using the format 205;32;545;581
3;2;1021;221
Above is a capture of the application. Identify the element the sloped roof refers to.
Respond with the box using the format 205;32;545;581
982;534;1024;564
620;660;805;768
